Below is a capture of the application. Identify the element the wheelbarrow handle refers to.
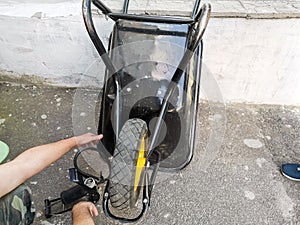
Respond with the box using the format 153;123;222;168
82;0;115;72
188;3;212;52
147;4;211;155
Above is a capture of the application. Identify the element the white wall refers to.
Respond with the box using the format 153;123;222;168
0;0;112;86
0;0;300;105
204;18;300;105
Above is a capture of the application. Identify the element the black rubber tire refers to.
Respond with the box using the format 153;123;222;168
108;118;148;210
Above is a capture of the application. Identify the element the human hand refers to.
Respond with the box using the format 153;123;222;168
72;201;99;217
74;133;103;148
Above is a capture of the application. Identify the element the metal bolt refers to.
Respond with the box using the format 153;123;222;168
84;177;96;188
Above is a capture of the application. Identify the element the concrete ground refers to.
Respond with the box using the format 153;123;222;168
1;82;300;225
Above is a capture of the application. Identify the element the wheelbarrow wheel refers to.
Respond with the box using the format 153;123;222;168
108;118;148;211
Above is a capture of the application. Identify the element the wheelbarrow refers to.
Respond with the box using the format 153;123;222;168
45;0;211;222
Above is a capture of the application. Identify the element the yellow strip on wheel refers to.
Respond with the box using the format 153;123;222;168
134;136;146;192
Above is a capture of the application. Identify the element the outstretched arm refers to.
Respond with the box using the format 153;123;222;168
0;133;103;198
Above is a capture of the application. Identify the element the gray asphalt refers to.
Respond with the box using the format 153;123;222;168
1;82;300;225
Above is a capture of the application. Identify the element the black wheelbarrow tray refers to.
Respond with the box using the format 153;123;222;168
44;0;211;223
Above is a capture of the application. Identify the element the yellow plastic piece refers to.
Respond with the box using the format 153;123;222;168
134;136;146;192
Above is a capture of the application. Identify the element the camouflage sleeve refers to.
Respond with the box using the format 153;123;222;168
0;184;35;225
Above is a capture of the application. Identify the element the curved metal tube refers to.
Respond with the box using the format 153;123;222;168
189;3;211;52
82;0;121;136
102;176;150;223
191;0;201;19
147;3;211;157
82;0;115;73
